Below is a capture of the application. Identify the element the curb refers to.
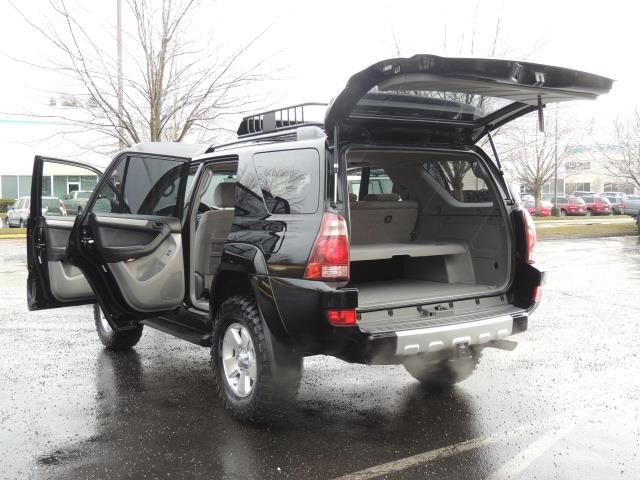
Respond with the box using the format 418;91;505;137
539;231;639;241
0;235;26;239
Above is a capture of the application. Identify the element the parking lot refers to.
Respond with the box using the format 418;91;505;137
1;235;639;479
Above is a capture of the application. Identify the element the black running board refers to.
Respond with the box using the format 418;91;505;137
141;317;211;346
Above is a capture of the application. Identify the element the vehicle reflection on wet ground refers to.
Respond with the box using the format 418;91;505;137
0;236;639;479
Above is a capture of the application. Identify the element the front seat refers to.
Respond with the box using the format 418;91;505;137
194;181;236;298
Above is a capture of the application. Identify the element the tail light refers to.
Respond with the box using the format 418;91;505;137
522;209;537;264
326;308;357;326
304;213;349;281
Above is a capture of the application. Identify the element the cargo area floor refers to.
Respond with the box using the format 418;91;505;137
353;279;497;310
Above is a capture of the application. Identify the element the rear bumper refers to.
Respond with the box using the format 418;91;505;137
395;314;516;356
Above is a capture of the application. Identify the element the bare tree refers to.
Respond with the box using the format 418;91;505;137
10;0;275;151
499;112;578;212
596;111;640;192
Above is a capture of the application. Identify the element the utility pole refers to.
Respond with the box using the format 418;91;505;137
551;104;561;216
117;0;124;148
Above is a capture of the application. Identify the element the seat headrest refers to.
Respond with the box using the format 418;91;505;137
214;182;236;208
348;193;357;202
363;193;400;202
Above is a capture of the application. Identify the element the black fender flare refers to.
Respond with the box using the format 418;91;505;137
209;243;290;343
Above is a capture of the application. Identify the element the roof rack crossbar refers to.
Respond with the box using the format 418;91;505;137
237;102;327;138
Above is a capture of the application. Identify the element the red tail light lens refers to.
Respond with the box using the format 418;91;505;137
304;213;349;281
326;308;357;326
522;209;537;264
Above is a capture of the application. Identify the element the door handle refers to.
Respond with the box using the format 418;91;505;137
151;221;164;230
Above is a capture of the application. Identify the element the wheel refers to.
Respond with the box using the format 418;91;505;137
77;206;82;215
560;209;567;217
94;304;143;350
211;295;302;422
637;213;640;233
586;209;593;216
403;348;482;388
18;219;24;228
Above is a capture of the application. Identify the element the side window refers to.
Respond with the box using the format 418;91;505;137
199;170;238;210
424;158;495;204
41;160;101;220
347;168;395;200
92;156;187;217
253;149;319;214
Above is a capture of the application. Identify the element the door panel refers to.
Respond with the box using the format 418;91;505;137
67;153;191;326
27;157;101;311
108;233;184;312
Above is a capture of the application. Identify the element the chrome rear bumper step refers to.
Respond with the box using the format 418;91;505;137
395;315;513;356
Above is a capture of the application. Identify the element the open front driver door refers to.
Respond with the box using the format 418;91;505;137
27;156;102;310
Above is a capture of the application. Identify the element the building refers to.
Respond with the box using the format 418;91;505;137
0;111;110;201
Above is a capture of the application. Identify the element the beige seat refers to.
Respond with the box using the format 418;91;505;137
194;182;236;298
349;194;419;245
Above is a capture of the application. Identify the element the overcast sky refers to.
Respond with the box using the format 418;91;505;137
0;0;637;164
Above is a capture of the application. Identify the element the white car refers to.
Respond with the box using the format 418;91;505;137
7;196;67;227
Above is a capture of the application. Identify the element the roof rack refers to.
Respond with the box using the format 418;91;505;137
237;103;327;138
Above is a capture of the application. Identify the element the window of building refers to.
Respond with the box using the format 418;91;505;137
252;149;320;214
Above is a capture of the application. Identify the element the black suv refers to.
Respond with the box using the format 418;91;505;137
26;55;611;421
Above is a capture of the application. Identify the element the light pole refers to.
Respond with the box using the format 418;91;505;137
117;0;124;149
551;104;561;216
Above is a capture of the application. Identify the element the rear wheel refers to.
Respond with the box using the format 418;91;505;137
586;209;593;216
94;304;143;350
403;348;481;388
560;209;567;216
211;295;302;422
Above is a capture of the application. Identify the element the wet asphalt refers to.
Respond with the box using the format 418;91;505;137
0;236;639;480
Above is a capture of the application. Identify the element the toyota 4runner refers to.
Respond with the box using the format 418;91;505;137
26;55;612;421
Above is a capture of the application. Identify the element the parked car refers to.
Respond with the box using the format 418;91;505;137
581;195;612;215
25;54;611;421
523;199;552;216
62;191;93;214
546;196;587;216
7;196;67;226
620;195;640;217
600;193;626;214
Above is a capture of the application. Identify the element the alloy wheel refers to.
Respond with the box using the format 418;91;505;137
221;322;257;398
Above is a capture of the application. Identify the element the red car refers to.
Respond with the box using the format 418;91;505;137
523;199;552;216
548;196;587;216
581;196;612;215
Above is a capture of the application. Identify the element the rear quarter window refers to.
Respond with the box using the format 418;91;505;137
252;149;320;214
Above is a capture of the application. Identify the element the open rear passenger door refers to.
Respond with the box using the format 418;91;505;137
62;151;195;329
27;156;102;310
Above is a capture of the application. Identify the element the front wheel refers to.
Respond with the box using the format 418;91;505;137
94;304;143;350
403;348;482;388
211;295;302;422
586;209;593;216
560;209;567;217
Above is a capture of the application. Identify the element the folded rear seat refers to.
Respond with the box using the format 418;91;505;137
349;193;418;245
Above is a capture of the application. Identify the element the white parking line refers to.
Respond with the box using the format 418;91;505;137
332;411;588;480
486;421;578;480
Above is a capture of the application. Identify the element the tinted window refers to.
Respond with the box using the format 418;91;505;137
424;158;495;204
93;156;187;217
253;149;319;214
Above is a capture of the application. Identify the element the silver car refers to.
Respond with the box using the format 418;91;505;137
6;196;67;227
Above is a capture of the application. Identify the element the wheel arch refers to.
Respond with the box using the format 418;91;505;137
210;243;289;342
